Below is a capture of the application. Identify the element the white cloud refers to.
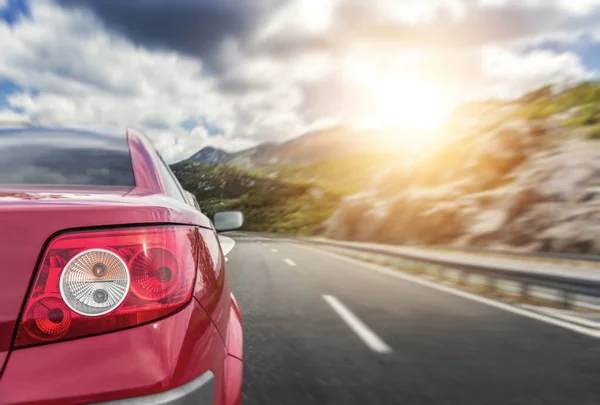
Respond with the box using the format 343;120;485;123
1;0;600;163
152;126;259;163
478;0;544;7
375;0;467;24
0;0;323;162
559;0;600;14
259;0;341;39
0;108;28;123
481;46;596;98
479;0;600;13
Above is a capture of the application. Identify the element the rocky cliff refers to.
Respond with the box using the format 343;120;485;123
322;119;600;254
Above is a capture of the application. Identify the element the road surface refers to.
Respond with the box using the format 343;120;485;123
226;234;600;405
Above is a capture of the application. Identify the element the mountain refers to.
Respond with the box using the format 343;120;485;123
323;82;600;254
183;126;399;168
170;162;343;234
174;82;600;253
186;146;232;164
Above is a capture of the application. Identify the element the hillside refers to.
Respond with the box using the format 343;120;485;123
323;83;600;254
187;146;232;164
180;126;404;168
251;151;396;195
173;82;600;253
170;162;345;234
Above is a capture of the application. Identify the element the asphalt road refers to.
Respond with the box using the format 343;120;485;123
226;234;600;405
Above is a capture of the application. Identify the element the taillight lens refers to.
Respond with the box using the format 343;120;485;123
15;226;198;348
60;249;130;316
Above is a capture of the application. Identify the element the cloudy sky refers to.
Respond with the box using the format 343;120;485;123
1;0;600;162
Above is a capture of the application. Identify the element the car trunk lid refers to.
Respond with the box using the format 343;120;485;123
0;186;153;373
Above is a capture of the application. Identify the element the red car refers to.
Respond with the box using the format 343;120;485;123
0;127;243;405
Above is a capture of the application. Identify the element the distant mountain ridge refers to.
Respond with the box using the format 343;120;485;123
187;146;233;164
182;126;398;167
173;82;600;252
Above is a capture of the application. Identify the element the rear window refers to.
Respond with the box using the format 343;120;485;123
0;128;135;186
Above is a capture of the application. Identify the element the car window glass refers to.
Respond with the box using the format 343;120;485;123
0;129;135;186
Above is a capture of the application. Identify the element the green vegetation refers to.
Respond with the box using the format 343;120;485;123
251;152;394;195
588;124;600;139
171;81;600;235
564;104;600;127
512;82;600;141
171;162;346;235
514;82;600;123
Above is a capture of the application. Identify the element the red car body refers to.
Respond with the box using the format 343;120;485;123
0;128;242;404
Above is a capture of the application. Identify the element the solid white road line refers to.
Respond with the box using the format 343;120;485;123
521;305;600;329
218;235;236;256
323;295;392;353
225;257;229;262
300;245;600;339
271;248;278;253
284;258;297;267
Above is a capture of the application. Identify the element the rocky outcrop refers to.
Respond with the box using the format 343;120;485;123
462;143;600;253
323;120;600;254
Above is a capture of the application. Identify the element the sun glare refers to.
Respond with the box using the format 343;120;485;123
376;81;449;131
343;59;452;150
343;58;451;133
376;80;451;151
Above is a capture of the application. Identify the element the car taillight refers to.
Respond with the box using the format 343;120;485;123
14;226;199;348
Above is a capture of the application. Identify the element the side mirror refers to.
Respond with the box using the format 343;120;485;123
213;211;244;232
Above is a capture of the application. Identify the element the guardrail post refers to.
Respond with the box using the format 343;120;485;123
520;283;530;302
487;277;497;294
561;291;572;308
437;266;445;281
459;271;469;286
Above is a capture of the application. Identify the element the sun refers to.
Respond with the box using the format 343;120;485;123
342;58;452;146
376;80;449;131
358;77;452;150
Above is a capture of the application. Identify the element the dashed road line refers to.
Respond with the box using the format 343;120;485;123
302;245;600;339
323;295;392;353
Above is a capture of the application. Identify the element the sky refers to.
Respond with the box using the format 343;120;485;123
1;0;600;162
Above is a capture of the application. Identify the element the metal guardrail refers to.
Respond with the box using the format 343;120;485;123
433;244;600;263
226;231;600;264
296;237;600;305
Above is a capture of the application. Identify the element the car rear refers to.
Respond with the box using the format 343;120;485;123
0;128;242;405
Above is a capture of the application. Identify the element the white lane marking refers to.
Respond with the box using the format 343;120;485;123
323;295;392;353
271;248;278;253
521;305;600;329
284;258;297;267
262;243;269;247
218;235;236;256
300;245;600;339
225;257;229;262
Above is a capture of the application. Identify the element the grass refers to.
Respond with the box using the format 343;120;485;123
171;162;344;235
514;82;600;124
251;151;395;195
587;124;600;139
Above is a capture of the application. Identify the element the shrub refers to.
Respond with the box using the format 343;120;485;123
172;162;344;235
587;124;600;139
